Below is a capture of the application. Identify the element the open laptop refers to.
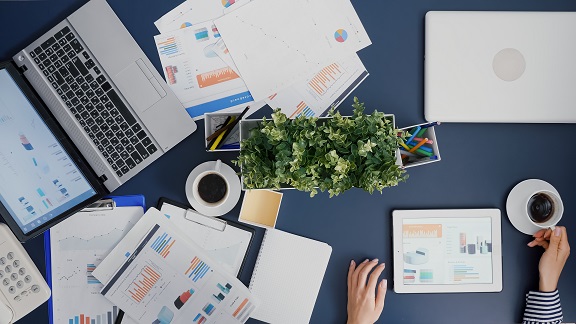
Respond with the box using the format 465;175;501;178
0;0;196;241
425;11;576;123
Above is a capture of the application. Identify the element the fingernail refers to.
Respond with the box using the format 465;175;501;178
350;260;355;266
555;227;561;236
372;258;379;263
362;259;369;263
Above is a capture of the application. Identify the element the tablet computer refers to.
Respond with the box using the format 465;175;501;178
392;209;502;293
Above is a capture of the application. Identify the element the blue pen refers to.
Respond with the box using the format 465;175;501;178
405;126;420;144
219;144;240;150
420;121;440;129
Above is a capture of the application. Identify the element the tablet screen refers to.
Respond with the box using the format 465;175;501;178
402;217;493;285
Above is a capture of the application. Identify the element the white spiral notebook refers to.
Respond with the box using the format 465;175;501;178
249;229;332;324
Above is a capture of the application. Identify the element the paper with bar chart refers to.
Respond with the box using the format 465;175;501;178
159;202;252;276
265;54;368;118
100;209;258;323
214;0;371;100
48;206;144;324
401;217;493;285
154;20;254;120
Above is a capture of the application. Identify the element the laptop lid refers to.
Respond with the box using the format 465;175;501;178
0;61;108;241
424;11;576;123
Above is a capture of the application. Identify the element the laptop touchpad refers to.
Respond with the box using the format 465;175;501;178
115;61;162;113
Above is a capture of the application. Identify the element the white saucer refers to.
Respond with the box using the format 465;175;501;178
506;179;560;235
185;161;241;217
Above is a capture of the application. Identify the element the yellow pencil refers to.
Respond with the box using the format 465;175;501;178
210;116;236;150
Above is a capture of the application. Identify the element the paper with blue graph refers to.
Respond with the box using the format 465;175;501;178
98;208;258;324
153;20;254;120
46;205;144;324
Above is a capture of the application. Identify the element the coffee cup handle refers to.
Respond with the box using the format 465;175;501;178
215;159;222;172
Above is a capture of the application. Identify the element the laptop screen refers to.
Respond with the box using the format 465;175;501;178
0;68;97;234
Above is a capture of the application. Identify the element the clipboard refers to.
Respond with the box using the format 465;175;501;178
44;195;146;324
157;197;255;278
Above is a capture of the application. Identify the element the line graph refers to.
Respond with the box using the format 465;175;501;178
58;227;132;251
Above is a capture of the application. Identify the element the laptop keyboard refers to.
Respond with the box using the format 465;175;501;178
29;26;157;178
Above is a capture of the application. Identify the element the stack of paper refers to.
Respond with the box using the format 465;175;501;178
93;208;259;324
153;0;371;119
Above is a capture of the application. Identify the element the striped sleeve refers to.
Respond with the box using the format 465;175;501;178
522;290;563;324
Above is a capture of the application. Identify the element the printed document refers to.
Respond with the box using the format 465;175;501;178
154;20;254;120
48;206;144;324
214;0;371;101
266;54;368;118
155;0;251;33
98;208;258;323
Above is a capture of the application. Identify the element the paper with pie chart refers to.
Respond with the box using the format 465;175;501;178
99;211;258;324
214;0;371;100
154;0;251;33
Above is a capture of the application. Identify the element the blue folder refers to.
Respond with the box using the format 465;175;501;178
44;195;146;324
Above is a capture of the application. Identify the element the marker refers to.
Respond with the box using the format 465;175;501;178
399;146;433;157
406;126;420;144
416;128;427;137
405;143;433;153
399;141;411;151
413;137;433;144
409;138;428;153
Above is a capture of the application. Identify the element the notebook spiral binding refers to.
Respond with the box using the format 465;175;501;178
248;229;269;290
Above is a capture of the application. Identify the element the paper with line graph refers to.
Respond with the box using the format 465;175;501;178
154;20;254;120
266;54;368;118
100;209;258;324
48;206;144;324
214;0;371;101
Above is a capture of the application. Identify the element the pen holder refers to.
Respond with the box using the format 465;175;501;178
398;122;441;168
204;112;241;152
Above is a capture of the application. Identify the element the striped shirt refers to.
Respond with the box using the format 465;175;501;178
522;290;563;324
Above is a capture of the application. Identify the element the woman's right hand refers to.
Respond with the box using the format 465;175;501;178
527;226;570;292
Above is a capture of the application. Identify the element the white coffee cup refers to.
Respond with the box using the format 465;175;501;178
525;189;563;229
192;160;230;208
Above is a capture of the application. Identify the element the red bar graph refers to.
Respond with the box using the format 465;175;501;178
128;266;161;303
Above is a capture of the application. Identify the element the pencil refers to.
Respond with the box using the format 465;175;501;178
217;106;250;148
208;116;235;150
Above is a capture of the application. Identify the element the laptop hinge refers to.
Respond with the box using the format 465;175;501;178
99;174;108;182
17;64;28;74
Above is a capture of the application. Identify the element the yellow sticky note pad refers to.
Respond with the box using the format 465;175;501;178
238;190;283;228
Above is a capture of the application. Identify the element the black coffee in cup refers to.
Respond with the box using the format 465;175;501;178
197;173;227;204
527;193;554;223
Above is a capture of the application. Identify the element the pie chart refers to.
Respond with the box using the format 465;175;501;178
221;0;235;8
180;22;192;29
334;29;348;43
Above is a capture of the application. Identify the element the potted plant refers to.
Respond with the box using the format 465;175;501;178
235;98;408;197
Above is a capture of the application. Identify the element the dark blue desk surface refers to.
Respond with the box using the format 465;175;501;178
2;0;576;323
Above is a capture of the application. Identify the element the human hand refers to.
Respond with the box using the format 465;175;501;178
347;259;387;324
527;226;570;292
